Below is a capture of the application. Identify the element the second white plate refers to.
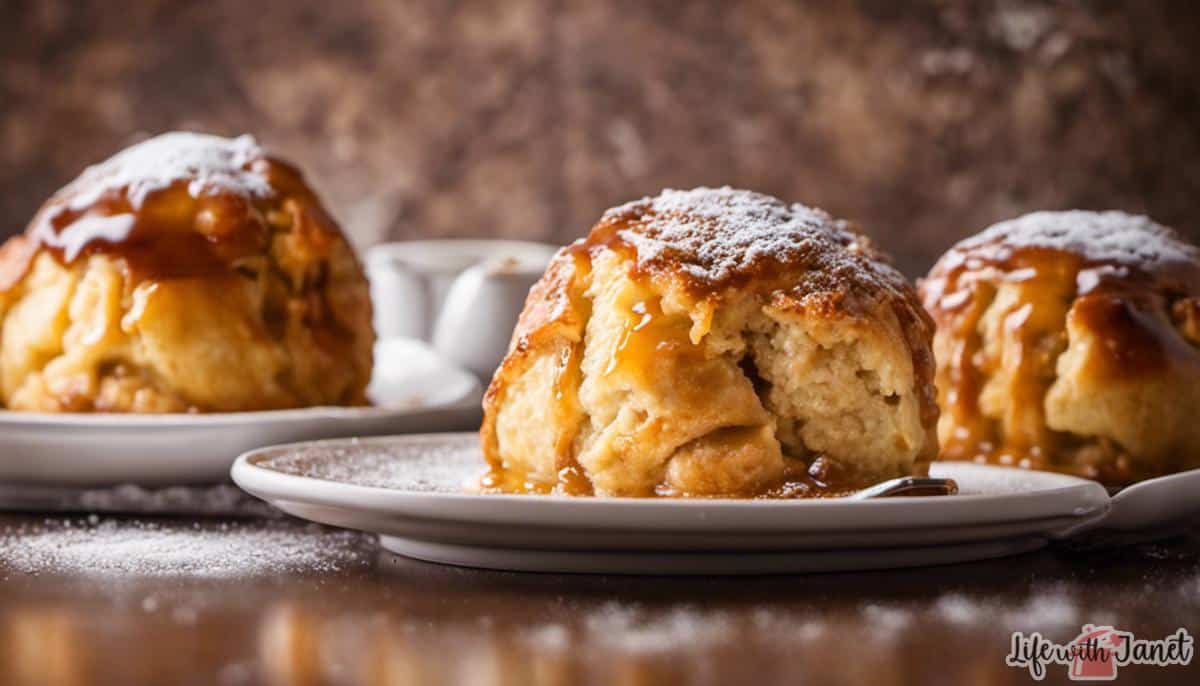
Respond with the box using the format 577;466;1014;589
0;339;482;487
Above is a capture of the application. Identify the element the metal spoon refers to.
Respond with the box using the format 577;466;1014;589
850;476;959;500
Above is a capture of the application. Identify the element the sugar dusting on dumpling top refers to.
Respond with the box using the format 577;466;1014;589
580;187;918;307
1;132;339;290
922;210;1200;325
931;210;1200;292
604;187;846;284
53;132;273;212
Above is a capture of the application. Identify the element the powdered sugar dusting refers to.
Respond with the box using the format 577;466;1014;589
254;434;480;493
0;483;277;517
582;602;739;655
934;590;1082;631
615;188;847;283
54;132;271;212
74;484;277;517
0;518;367;578
954;210;1198;272
604;187;882;288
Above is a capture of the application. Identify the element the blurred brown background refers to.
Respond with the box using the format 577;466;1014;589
2;0;1199;276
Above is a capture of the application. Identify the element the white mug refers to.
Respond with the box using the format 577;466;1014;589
365;240;559;380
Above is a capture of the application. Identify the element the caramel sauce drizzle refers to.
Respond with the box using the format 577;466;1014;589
483;252;888;498
1;149;338;294
550;342;593;496
482;189;938;498
924;243;1200;485
481;251;597;496
479;343;593;496
0;135;368;413
758;457;873;499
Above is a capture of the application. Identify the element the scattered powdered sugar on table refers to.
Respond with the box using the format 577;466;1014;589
255;435;481;493
74;483;278;517
0;518;367;578
749;606;828;642
861;603;914;635
519;623;571;651
0;483;278;517
934;590;1082;630
933;593;981;625
1179;573;1200;603
581;602;739;655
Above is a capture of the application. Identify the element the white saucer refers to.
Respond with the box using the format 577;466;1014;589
0;339;482;487
232;433;1118;575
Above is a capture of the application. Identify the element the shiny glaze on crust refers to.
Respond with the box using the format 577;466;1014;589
480;251;596;496
481;187;937;498
0;133;372;413
571;188;939;434
920;211;1200;484
0;133;342;292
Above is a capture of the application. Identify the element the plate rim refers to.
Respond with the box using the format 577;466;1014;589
0;395;480;429
231;432;1113;531
376;535;1052;575
0;376;481;431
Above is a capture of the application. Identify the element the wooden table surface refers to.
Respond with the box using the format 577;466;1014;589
1;512;1198;686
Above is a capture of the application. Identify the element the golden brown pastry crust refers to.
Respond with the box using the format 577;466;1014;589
482;187;938;498
920;210;1200;486
0;133;374;412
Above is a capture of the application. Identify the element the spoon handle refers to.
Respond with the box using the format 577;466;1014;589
850;477;959;500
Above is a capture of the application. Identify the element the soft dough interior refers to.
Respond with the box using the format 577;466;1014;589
491;250;929;496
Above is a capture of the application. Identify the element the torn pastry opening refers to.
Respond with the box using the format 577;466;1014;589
481;187;938;498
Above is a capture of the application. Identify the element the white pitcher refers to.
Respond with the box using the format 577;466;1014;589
365;240;559;380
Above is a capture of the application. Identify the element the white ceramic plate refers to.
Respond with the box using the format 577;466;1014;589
0;339;482;487
232;433;1120;575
